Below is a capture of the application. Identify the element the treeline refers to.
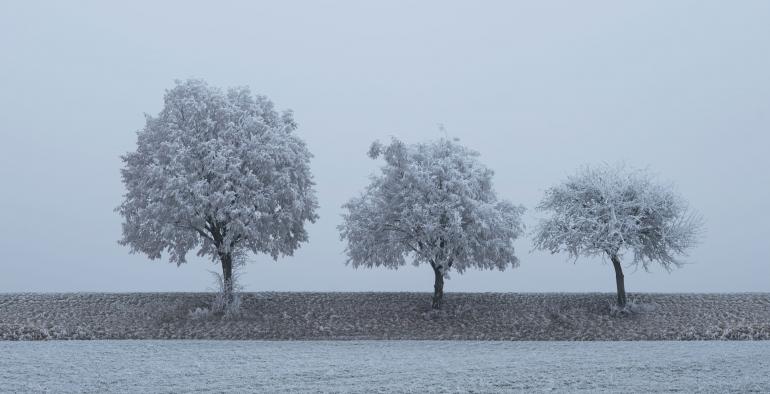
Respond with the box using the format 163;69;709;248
118;79;702;312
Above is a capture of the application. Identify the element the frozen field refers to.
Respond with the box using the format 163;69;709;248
2;292;769;340
1;340;769;393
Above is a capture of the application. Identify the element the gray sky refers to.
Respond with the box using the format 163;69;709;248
1;1;768;293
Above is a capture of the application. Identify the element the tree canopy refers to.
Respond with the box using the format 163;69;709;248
339;138;525;276
533;164;702;271
118;79;318;271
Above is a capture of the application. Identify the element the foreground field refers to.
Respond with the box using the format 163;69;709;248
1;292;769;340
2;340;770;392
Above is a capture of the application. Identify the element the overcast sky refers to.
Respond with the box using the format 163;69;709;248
1;1;768;293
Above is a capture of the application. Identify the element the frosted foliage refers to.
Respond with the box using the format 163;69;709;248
533;164;702;270
339;138;525;275
118;79;318;264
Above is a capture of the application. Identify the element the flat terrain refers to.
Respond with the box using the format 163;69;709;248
2;340;770;393
1;292;769;340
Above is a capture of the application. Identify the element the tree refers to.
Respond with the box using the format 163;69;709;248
339;138;525;309
533;164;702;309
117;79;318;303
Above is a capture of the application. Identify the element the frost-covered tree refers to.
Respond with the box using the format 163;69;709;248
339;138;525;309
118;79;318;303
533;164;702;308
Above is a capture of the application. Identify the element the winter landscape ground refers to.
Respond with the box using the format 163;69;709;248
2;340;769;393
1;292;769;340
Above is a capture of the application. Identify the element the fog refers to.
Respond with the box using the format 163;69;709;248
1;1;768;293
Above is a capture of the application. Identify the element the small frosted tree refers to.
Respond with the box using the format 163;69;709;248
118;79;318;303
533;164;702;309
339;138;525;309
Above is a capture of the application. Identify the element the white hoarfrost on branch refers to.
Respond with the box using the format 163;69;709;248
339;138;525;309
533;163;703;309
117;79;318;303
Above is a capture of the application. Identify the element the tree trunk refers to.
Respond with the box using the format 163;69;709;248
220;252;234;305
610;254;626;308
432;266;444;310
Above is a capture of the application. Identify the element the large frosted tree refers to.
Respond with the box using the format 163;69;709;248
339;138;525;309
118;79;318;302
533;164;702;309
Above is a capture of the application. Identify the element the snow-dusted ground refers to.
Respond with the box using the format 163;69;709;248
1;292;769;340
1;340;769;393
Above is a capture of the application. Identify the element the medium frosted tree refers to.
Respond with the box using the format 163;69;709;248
118;79;318;303
339;138;525;309
533;164;702;309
